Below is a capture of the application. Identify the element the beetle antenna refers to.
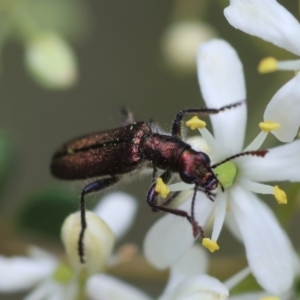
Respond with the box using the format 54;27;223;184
211;150;268;169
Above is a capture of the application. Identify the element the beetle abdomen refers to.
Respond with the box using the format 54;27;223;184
51;122;151;180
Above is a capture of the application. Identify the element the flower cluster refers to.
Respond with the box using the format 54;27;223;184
144;36;300;298
224;0;300;143
0;192;151;300
1;1;300;299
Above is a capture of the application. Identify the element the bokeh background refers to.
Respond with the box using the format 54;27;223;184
0;0;299;298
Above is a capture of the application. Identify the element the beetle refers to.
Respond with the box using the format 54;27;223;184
51;101;266;263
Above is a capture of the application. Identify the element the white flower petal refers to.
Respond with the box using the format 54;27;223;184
224;0;300;56
163;245;209;294
143;213;194;270
42;282;77;300
239;139;300;182
24;280;56;300
94;192;138;240
230;291;269;300
0;256;55;292
144;193;215;269
87;274;152;300
229;186;298;295
169;182;194;192
160;274;229;300
197;39;246;157
224;267;251;290
27;246;57;262
211;191;227;241
46;284;64;300
61;281;78;300
224;207;242;242
61;211;115;275
264;72;300;142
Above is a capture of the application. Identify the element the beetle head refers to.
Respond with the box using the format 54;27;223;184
178;149;219;190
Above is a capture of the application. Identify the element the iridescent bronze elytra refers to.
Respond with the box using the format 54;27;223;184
51;102;266;263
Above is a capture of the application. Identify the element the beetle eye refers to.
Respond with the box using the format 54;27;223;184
199;152;211;165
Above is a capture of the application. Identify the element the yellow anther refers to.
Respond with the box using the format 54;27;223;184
259;120;280;132
260;297;280;300
202;238;219;253
258;57;278;73
155;178;170;198
274;185;287;204
186;116;206;130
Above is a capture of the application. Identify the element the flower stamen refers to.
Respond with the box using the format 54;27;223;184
186;116;207;129
244;122;279;151
224;267;251;290
259;121;280;132
244;131;268;151
155;178;170;198
240;180;287;204
258;57;278;73
259;57;300;73
274;185;287;204
202;238;219;252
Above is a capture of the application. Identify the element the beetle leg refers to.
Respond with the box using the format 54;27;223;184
171;101;244;139
147;173;204;238
152;166;158;183
79;176;119;263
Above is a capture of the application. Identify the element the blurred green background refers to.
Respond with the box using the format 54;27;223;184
0;0;299;298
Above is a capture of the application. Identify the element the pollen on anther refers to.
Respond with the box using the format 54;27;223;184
155;178;170;198
186;116;206;130
274;185;287;204
258;57;278;73
202;238;219;253
259;121;280;132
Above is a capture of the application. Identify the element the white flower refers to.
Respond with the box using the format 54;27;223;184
159;244;283;300
224;0;300;142
144;39;300;297
0;247;77;300
0;192;151;300
61;192;138;275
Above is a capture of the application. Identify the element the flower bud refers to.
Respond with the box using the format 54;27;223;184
25;32;78;89
161;21;217;75
61;211;115;275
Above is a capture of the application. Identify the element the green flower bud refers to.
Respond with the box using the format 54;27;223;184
61;211;115;275
25;32;77;89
